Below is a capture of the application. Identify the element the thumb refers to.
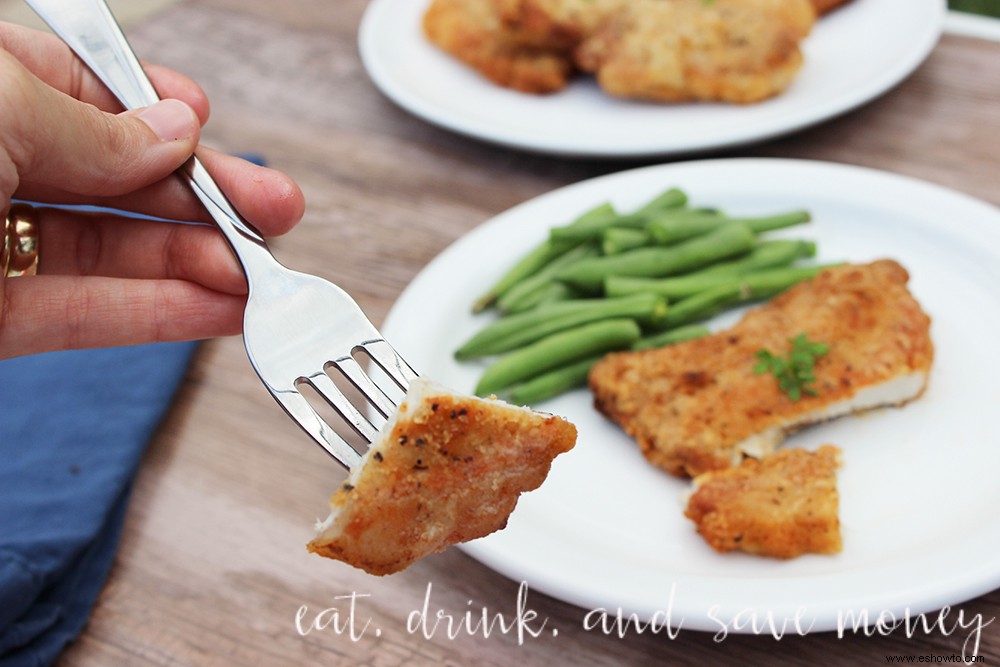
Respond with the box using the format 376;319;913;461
4;52;200;197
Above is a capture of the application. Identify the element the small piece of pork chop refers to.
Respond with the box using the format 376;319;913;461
685;445;842;558
589;260;933;478
308;378;576;575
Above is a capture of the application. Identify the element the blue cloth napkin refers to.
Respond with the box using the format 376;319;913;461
0;342;198;667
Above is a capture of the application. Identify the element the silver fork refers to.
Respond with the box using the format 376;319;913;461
25;0;418;469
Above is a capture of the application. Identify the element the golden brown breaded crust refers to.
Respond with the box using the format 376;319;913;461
423;0;575;93
575;0;816;104
493;0;626;49
308;388;576;575
685;445;842;558
589;260;933;478
812;0;854;15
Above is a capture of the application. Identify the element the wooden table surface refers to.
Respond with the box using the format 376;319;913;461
46;2;1000;665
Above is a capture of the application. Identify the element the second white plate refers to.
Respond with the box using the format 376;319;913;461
359;0;945;158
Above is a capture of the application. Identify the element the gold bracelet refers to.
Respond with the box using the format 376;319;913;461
2;203;40;277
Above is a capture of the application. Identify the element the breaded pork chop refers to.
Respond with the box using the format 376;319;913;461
589;260;933;478
575;0;817;103
685;445;842;558
308;378;576;575
423;0;575;93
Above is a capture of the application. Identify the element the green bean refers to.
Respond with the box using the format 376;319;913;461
647;210;810;244
632;324;712;351
548;206;625;246
651;265;832;329
514;282;576;313
576;202;617;222
497;243;598;313
699;240;817;276
602;227;652;255
606;273;736;300
557;222;756;292
735;264;836;294
605;263;828;300
472;240;558;312
642;210;728;243
475;319;641;396
471;202;618;312
635;187;689;214
507;321;711;404
548;187;688;245
656;284;744;329
506;356;602;405
737;210;812;234
456;293;667;360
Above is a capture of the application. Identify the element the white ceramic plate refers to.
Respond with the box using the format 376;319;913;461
359;0;945;158
381;158;1000;633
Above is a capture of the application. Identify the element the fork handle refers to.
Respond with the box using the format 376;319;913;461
25;0;271;257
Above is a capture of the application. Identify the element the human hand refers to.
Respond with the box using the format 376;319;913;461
0;22;306;360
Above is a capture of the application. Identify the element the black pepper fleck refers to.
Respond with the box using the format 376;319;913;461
399;434;408;445
373;452;383;462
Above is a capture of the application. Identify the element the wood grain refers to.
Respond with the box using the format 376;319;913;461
37;2;1000;665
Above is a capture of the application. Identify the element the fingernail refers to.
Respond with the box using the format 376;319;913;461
137;99;197;142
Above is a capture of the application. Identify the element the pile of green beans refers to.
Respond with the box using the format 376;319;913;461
458;186;830;404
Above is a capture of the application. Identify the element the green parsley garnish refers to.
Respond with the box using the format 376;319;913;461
754;333;829;401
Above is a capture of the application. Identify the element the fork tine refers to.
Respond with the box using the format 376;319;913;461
332;356;396;419
361;339;419;391
304;371;380;443
270;387;362;469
